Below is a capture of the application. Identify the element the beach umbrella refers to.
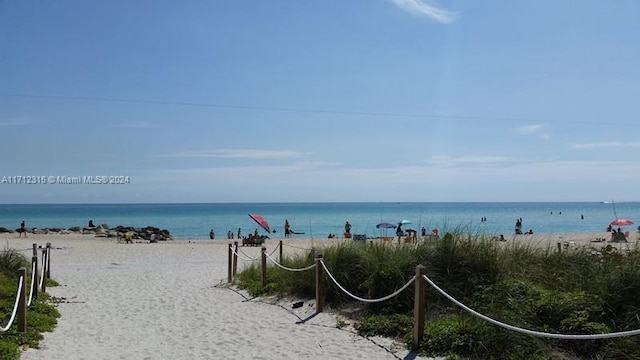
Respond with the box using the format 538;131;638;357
399;220;412;225
376;222;397;229
610;218;634;226
376;222;396;239
248;214;271;233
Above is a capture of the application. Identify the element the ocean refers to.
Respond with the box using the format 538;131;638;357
0;202;637;240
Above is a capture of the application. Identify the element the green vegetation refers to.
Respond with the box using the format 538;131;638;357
0;249;60;360
236;233;640;359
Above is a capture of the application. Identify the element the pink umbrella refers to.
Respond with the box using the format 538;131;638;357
248;214;271;233
610;218;634;226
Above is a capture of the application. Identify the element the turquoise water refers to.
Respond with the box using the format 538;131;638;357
0;202;637;240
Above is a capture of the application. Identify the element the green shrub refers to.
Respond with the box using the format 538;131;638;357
0;340;19;360
354;313;413;339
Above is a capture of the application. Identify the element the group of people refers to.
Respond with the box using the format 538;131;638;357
223;228;242;240
514;218;534;235
610;227;627;242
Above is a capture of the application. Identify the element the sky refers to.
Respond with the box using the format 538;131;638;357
1;0;640;203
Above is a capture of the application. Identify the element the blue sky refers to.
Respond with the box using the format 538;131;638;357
1;0;639;203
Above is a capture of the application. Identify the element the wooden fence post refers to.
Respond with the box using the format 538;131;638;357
233;241;239;277
46;243;51;279
413;265;426;349
32;243;37;257
315;253;324;314
279;240;283;263
17;268;26;333
227;243;233;283
261;246;267;288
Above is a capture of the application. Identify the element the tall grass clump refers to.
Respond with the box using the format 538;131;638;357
236;233;640;359
0;249;29;276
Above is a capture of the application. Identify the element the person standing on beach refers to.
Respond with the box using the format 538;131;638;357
209;229;215;239
344;221;351;236
284;220;291;238
237;228;242;239
19;220;27;238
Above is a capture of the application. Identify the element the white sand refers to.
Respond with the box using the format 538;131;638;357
4;234;440;360
6;231;636;360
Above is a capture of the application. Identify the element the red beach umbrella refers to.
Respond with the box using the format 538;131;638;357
248;214;271;233
610;218;634;226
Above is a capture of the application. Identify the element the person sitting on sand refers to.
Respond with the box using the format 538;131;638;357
88;220;95;228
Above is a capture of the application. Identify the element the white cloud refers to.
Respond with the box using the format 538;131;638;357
168;149;307;160
386;0;457;23
427;155;512;167
569;141;640;149
514;124;550;139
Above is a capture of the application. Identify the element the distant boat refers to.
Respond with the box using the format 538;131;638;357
601;201;611;204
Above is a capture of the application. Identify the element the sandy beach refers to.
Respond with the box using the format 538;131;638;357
3;231;635;360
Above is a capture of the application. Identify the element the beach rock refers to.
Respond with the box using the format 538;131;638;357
69;226;81;232
0;227;12;233
107;225;172;241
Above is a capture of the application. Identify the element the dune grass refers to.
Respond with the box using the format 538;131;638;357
237;232;640;359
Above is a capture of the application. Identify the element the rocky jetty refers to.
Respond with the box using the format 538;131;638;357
5;224;172;241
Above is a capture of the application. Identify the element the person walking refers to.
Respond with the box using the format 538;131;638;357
284;220;291;238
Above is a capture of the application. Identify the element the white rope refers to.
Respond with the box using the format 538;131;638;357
0;275;24;332
320;260;415;303
27;261;36;307
422;274;640;340
264;252;316;272
267;245;279;257
282;243;313;251
233;247;260;262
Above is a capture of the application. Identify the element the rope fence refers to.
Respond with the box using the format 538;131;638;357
226;242;640;349
0;243;51;334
